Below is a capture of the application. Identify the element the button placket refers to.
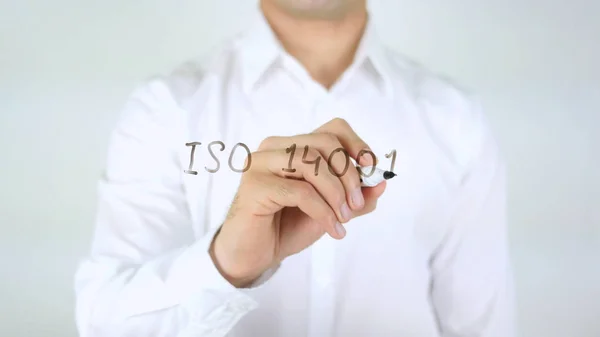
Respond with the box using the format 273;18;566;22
312;96;339;127
307;235;337;337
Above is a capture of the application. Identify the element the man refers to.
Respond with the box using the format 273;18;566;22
74;0;515;336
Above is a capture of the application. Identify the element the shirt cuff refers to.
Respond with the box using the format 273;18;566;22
168;226;280;336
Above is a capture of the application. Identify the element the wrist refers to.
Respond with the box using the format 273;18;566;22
209;229;258;288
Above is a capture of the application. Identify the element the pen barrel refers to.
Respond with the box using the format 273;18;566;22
358;166;386;187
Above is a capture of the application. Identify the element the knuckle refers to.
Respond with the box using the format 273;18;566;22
333;191;347;208
321;132;339;145
296;181;314;198
331;117;349;127
276;181;292;198
278;179;312;200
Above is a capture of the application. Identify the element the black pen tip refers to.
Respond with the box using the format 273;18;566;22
383;171;396;180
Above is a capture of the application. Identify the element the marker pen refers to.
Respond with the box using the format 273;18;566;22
358;166;396;187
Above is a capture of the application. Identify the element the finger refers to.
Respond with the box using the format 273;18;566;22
313;118;376;167
258;134;365;211
246;173;344;239
249;149;353;224
353;181;387;217
362;180;387;201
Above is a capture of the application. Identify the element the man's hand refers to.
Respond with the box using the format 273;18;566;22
209;118;387;287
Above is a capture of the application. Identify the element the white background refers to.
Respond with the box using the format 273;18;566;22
1;0;598;336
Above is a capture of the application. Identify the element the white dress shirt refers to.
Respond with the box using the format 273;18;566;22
74;9;515;337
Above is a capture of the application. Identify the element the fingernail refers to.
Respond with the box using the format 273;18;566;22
341;203;352;221
351;188;364;209
335;222;346;238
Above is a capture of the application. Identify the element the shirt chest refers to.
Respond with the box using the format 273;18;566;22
181;87;448;257
178;86;451;336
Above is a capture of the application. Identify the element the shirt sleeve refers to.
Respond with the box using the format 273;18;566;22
74;78;278;337
429;100;517;337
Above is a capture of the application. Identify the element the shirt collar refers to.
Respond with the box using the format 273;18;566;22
235;9;393;96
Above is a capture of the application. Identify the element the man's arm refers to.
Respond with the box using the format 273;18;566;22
429;100;516;337
74;78;264;337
